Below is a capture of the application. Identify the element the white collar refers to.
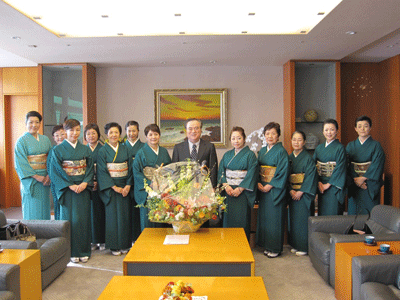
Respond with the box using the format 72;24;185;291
359;136;370;145
325;139;335;147
128;139;138;147
89;142;98;152
108;143;119;152
188;140;200;151
150;145;159;155
66;139;78;149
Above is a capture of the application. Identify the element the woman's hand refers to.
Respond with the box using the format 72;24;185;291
354;177;368;189
42;175;51;186
93;181;98;191
291;190;304;201
318;182;331;193
225;185;234;197
258;183;272;193
112;185;123;194
71;182;88;194
122;185;131;197
231;187;244;197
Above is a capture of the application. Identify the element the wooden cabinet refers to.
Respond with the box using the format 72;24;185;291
283;61;341;153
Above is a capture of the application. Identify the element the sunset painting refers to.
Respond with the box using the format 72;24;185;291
154;89;227;147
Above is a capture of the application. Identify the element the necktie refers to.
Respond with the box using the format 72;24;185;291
191;144;198;161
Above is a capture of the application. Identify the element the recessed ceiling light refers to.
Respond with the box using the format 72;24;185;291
174;13;181;17
160;61;166;64
248;13;255;16
300;31;307;33
12;36;21;40
242;31;248;34
182;42;187;44
101;15;109;18
28;45;37;48
317;12;325;15
117;33;123;36
33;16;41;20
210;60;216;64
67;44;71;46
387;45;394;48
179;32;185;34
59;34;66;37
346;31;356;35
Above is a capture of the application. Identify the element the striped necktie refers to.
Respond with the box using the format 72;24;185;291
191;144;198;161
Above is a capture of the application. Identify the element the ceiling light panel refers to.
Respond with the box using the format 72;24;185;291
4;0;342;37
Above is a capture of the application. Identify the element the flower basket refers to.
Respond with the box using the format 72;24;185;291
143;161;226;232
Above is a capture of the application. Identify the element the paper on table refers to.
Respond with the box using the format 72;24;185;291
163;235;189;245
192;297;208;300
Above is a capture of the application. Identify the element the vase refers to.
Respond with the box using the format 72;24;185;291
170;220;206;234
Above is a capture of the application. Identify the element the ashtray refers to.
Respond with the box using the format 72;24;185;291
377;249;393;255
364;241;377;246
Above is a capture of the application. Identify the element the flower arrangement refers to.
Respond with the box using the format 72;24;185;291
159;280;194;300
143;161;226;233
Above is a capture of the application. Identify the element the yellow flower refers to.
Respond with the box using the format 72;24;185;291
198;212;205;219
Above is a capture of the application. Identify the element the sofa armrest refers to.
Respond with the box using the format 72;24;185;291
0;264;20;300
0;240;37;249
11;220;70;240
308;215;368;234
352;255;400;300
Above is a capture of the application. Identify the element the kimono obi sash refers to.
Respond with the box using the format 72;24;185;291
260;165;276;183
226;169;247;186
316;161;336;177
62;159;87;176
107;161;128;178
27;153;48;170
351;161;371;176
289;173;305;190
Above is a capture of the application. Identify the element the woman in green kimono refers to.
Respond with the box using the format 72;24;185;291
15;111;52;220
256;122;289;258
218;127;258;240
124;120;145;242
50;119;94;263
313;119;346;216
288;131;318;256
48;124;66;220
132;123;171;231
84;124;105;251
346;116;385;215
97;122;132;256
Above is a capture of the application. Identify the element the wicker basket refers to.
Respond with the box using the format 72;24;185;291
170;220;206;234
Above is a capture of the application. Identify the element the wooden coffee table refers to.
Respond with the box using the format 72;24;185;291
98;276;269;299
335;241;400;300
0;249;42;300
123;228;255;277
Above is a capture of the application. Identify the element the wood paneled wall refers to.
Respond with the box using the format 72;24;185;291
341;57;400;207
283;61;295;152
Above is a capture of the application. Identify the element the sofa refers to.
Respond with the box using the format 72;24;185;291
353;255;400;300
0;264;19;300
308;205;400;287
0;210;70;290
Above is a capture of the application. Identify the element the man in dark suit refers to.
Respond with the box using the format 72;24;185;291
172;118;218;188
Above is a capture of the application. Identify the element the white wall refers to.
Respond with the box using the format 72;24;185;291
96;65;283;158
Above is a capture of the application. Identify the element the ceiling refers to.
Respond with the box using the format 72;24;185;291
1;0;400;68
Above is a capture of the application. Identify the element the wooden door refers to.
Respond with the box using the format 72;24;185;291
5;95;39;207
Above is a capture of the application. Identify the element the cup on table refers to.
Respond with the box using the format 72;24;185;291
364;235;375;245
380;244;391;253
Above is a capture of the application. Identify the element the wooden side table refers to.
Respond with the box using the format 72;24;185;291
335;241;400;300
0;249;42;300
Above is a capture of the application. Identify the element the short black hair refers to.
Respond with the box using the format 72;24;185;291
323;118;339;130
355;115;372;127
84;123;101;141
26;111;42;123
263;122;281;137
104;122;122;135
52;125;64;136
125;120;139;131
291;130;306;141
144;124;160;136
230;126;246;140
184;118;202;129
63;119;80;131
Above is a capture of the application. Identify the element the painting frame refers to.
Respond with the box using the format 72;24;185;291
154;88;228;148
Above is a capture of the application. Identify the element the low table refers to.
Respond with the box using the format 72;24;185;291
98;276;269;299
123;228;255;277
0;249;42;300
335;241;400;300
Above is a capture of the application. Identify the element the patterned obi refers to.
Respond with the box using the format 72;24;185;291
289;173;305;190
226;169;247;186
260;165;276;183
107;161;128;178
27;153;48;170
316;161;336;177
62;159;86;176
351;161;371;176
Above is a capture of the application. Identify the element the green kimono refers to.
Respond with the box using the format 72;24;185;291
48;146;60;220
256;142;289;253
97;143;133;251
288;150;318;252
88;142;105;245
124;139;145;241
14;132;51;220
132;143;171;231
50;140;94;258
346;137;385;215
218;146;258;240
313;139;346;216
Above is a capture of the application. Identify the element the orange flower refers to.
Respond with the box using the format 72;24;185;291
198;212;205;219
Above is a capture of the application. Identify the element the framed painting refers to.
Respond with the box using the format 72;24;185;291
154;88;228;148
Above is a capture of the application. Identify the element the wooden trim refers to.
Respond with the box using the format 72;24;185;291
3;95;12;208
82;63;97;127
335;62;342;141
37;65;43;135
0;69;5;208
283;60;295;152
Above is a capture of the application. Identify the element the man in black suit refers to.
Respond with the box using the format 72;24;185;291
172;118;218;188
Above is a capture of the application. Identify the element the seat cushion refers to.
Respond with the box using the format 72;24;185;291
309;232;331;265
39;237;69;270
360;282;399;300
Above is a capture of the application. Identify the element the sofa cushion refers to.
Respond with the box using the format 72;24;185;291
370;205;400;233
39;237;69;270
310;232;331;265
367;220;396;235
361;282;399;300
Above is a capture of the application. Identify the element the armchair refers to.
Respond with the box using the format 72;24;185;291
308;205;400;287
0;210;70;290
